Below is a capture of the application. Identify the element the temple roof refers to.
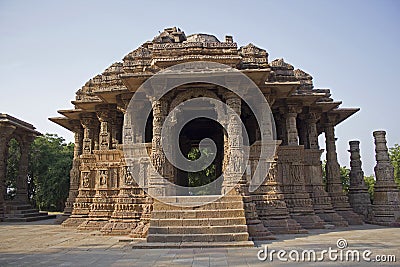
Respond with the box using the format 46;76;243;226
50;27;358;131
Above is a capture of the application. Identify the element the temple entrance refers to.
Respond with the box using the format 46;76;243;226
176;117;224;190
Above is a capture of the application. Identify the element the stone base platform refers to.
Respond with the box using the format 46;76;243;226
131;240;254;248
3;204;56;222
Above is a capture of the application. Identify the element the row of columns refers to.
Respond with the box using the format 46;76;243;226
274;103;362;226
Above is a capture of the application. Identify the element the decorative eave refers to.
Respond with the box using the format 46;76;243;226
58;109;84;120
241;69;271;87
313;101;342;113
94;89;127;104
264;81;300;98
328;108;360;126
48;117;74;131
71;99;104;112
289;92;328;106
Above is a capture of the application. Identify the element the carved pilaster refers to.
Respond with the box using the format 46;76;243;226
370;131;400;226
96;105;117;150
81;114;99;154
348;141;371;219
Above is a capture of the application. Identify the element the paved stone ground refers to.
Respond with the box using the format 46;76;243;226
0;218;399;266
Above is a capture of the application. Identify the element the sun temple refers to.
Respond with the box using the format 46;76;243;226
49;27;399;244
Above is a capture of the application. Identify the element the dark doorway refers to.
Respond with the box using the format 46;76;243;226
176;117;224;189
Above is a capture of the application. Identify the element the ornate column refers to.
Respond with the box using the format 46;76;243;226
149;98;173;197
348;140;371;219
370;131;400;226
324;115;363;224
284;105;300;146
303;113;348;226
57;120;83;223
0;125;16;220
222;93;244;194
14;134;35;204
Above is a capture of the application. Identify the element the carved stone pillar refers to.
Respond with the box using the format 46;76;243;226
283;105;301;146
14;134;35;204
149;98;172;197
324;117;363;224
370;131;400;226
222;94;245;194
348;140;371;220
57;120;83;223
0;125;16;220
303;113;348;226
307;113;319;150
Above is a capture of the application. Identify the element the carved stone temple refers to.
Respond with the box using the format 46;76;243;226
51;27;366;243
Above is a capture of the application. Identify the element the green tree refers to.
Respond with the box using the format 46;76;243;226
187;147;216;188
29;134;73;211
389;144;400;189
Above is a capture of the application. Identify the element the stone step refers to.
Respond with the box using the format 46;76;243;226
11;209;40;214
7;212;45;218
147;233;249;243
157;195;243;204
151;217;247;227
151;209;245;219
4;213;56;222
7;204;33;210
148;225;248;235
132;241;254;248
153;201;244;210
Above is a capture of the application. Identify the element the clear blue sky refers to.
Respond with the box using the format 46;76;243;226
1;0;399;175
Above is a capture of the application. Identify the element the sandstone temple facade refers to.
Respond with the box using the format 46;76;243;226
50;27;395;244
